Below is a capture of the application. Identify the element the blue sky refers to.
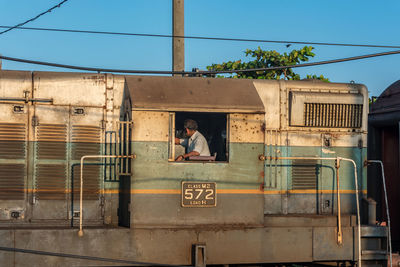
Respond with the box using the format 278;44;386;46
0;0;399;96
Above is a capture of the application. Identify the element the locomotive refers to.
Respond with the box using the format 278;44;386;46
0;70;388;266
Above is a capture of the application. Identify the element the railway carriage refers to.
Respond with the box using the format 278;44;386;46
0;70;388;266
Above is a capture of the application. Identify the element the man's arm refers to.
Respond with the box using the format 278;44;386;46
175;150;200;161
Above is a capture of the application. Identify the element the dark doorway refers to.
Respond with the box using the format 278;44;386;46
381;126;400;251
118;175;131;227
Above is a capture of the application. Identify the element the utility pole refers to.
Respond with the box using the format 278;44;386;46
172;0;184;76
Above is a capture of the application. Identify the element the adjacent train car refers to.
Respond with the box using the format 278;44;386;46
0;70;388;266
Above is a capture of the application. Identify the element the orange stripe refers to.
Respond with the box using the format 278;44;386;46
0;189;368;195
217;189;263;194
265;189;368;194
130;189;180;194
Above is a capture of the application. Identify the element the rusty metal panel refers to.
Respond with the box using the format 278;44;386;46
229;113;264;143
71;125;101;160
72;165;100;200
313;227;354;261
290;92;364;127
286;132;365;148
33;72;106;106
36;124;67;160
35;164;66;200
303;103;363;128
0;123;26;159
131;111;169;142
200;227;313;264
32;106;69;220
69;106;104;222
35;124;67;200
0;76;30;215
0;164;25;200
0;70;31;99
253;80;281;129
126;76;264;113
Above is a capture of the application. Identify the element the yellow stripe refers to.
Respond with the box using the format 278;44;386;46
217;189;263;194
101;189;367;195
265;189;368;194
130;189;180;194
4;189;367;195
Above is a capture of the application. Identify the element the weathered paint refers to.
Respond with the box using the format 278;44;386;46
131;142;264;190
131;111;169;142
0;225;357;266
0;71;386;267
229;113;264;143
0;71;127;225
33;72;107;107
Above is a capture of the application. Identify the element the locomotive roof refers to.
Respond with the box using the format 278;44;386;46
369;79;400;126
370;79;400;114
125;75;265;113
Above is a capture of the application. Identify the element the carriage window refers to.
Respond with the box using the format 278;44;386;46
169;112;228;162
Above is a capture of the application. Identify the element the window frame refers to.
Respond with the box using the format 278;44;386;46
168;111;229;163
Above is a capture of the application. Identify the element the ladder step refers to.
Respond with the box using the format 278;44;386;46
362;250;387;255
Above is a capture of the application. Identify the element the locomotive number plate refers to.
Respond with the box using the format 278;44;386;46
181;182;216;207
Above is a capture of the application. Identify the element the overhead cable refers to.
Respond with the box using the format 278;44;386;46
0;25;399;49
1;49;400;75
0;0;69;35
0;246;185;267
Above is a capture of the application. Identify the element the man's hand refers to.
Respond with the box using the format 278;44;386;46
175;137;181;145
175;155;185;161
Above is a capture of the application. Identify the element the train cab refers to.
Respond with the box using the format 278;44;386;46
0;70;389;267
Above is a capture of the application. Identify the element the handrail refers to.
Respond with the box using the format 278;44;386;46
336;159;343;245
78;154;135;237
260;155;362;267
70;162;114;228
368;160;392;267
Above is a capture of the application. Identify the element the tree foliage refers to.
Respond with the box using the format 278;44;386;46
206;46;329;82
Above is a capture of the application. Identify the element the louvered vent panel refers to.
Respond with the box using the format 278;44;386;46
0;164;25;200
304;103;363;128
71;125;101;160
35;164;66;200
291;159;317;190
37;124;67;160
0;123;26;159
72;165;100;200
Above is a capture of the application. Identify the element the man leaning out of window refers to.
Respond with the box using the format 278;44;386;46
174;119;210;161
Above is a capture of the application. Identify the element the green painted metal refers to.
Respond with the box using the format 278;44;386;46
128;141;366;192
130;142;264;190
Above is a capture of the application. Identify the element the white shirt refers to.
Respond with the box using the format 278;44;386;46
180;131;211;156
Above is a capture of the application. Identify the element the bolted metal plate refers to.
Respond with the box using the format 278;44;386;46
181;182;216;207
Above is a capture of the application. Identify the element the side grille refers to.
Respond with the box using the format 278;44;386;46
0;123;26;159
0;164;25;200
71;125;101;160
37;124;67;160
72;165;100;200
304;103;363;128
35;164;66;200
291;159;318;190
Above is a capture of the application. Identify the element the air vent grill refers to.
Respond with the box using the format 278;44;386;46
71;125;101;160
0;123;26;159
72;165;100;200
304;103;362;128
35;164;66;200
291;159;318;190
37;124;67;160
0;164;25;200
